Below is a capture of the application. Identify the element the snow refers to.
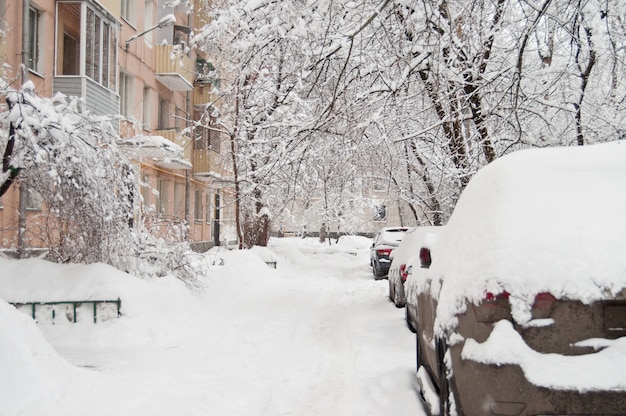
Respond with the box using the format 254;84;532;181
425;141;626;327
462;320;626;391
419;141;626;393
0;237;427;416
116;135;186;160
390;226;439;268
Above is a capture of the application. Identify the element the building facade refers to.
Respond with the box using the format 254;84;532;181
0;0;236;255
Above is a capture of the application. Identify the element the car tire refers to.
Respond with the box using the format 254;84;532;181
437;339;453;416
393;279;405;308
372;263;385;279
415;330;422;370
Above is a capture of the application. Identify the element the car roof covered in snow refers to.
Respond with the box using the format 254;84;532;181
390;226;441;266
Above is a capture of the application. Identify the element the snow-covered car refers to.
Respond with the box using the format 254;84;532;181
415;142;626;416
370;227;409;279
387;226;440;308
404;231;441;333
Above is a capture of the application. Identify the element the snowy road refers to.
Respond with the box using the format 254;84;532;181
32;238;427;415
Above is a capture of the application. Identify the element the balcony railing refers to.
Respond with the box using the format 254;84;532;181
193;82;217;106
155;45;194;91
155;129;192;159
192;149;223;177
53;76;120;131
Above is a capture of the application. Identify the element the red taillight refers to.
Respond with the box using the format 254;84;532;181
377;248;392;256
474;291;512;323
419;247;431;268
533;292;556;308
485;291;510;301
531;292;557;319
400;264;409;282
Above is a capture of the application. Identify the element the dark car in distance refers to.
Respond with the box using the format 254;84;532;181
370;227;409;279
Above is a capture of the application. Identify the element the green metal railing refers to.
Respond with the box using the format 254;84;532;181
10;299;122;323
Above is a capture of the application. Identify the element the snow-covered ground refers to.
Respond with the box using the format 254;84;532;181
1;236;426;416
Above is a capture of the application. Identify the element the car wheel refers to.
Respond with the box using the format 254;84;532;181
393;279;405;308
405;307;416;333
437;339;453;416
415;330;422;370
372;263;385;279
388;277;395;301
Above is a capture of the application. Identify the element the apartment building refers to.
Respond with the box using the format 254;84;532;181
0;0;236;255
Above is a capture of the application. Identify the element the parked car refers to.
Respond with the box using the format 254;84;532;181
414;142;626;416
388;226;440;309
404;231;441;332
370;227;409;279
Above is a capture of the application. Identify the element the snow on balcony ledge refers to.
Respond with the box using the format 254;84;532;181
117;135;191;170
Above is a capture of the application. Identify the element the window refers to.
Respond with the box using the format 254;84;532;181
373;204;387;222
142;87;152;129
173;25;190;48
158;97;170;129
193;111;221;152
174;182;184;218
25;187;43;211
144;0;154;46
120;72;134;117
194;190;203;222
205;193;211;223
141;174;151;208
121;0;137;25
175;107;186;132
373;178;387;192
62;32;80;75
157;179;169;216
193;109;208;150
209;120;221;153
56;2;117;90
28;7;42;73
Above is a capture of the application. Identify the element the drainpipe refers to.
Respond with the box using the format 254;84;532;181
17;0;30;258
184;12;191;239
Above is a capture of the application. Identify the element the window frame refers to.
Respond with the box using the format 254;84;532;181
143;0;154;47
55;1;118;91
158;97;170;130
121;0;137;26
119;72;134;118
373;204;387;222
157;178;169;216
25;187;43;211
28;6;43;74
194;189;203;223
142;86;152;129
174;182;184;219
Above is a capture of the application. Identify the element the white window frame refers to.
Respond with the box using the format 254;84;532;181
28;6;43;74
142;86;152;130
174;182;184;219
157;178;169;216
143;0;154;47
120;72;134;118
121;0;137;26
55;2;118;90
194;189;203;222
